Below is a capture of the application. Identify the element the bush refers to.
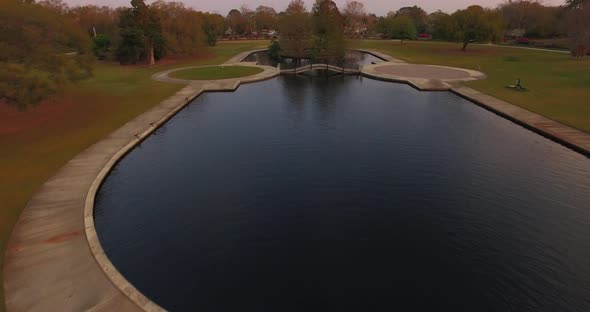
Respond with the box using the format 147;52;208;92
92;34;112;60
268;40;281;63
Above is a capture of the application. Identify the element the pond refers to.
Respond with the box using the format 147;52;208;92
242;50;385;68
95;75;590;311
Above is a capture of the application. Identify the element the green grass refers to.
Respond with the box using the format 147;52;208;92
169;65;264;80
0;40;269;312
349;40;590;133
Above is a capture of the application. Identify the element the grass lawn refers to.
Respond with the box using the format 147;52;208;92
349;40;590;133
0;40;268;311
169;65;264;80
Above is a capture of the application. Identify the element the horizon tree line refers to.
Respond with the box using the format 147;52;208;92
1;0;589;108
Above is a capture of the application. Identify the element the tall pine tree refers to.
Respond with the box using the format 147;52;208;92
116;0;164;65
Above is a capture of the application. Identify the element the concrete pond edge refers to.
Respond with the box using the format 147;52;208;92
83;64;280;311
86;48;590;311
4;47;590;312
2;51;278;312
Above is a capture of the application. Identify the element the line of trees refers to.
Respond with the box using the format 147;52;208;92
2;0;589;108
276;0;346;60
1;0;93;109
0;0;225;107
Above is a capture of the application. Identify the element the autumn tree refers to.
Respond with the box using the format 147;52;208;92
363;13;379;37
153;1;207;54
254;6;278;33
227;9;245;36
278;0;312;58
68;5;120;60
452;5;504;51
311;0;345;59
564;0;590;57
0;0;93;108
68;5;119;38
240;5;256;35
499;0;560;38
202;13;225;46
343;1;366;38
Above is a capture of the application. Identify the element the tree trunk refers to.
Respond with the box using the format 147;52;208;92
461;41;469;52
147;38;155;66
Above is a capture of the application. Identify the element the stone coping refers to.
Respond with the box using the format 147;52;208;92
4;47;589;312
151;63;277;85
451;86;590;156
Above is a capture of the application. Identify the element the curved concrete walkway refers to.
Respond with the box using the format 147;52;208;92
362;62;485;91
3;51;278;312
4;47;590;312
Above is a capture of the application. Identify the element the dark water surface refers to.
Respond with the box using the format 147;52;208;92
95;76;590;312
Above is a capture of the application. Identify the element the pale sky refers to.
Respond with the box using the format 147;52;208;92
64;0;566;15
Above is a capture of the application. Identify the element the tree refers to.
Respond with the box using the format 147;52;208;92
92;34;111;60
116;9;146;64
254;6;278;33
0;0;93;108
363;13;379;36
68;5;119;41
499;0;560;38
151;1;206;54
396;5;428;33
428;10;457;40
566;0;587;8
116;0;164;65
311;0;345;59
564;0;590;57
202;13;225;46
226;9;245;36
268;39;281;63
278;0;313;58
240;5;256;36
380;15;417;43
343;1;366;38
452;6;504;51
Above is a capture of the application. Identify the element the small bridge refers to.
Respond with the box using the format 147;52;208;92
280;63;361;75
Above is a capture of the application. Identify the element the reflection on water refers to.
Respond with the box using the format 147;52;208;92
95;75;590;312
242;50;385;68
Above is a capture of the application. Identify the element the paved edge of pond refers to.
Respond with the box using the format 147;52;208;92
2;51;278;312
358;49;590;156
450;86;590;156
4;47;590;312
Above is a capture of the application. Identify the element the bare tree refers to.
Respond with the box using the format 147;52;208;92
254;6;278;33
343;1;366;38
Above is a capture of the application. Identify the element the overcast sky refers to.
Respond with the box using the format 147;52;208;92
63;0;566;15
